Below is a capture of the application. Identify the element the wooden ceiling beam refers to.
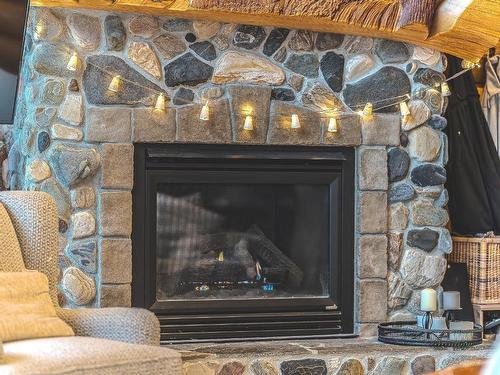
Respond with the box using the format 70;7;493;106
30;0;500;61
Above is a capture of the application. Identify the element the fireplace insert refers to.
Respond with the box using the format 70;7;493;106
132;144;355;343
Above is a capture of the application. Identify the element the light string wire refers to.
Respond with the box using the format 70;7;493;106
84;59;472;117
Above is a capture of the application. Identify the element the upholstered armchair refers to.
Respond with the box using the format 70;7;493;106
0;191;181;374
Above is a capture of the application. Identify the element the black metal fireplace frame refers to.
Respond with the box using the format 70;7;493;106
132;144;355;343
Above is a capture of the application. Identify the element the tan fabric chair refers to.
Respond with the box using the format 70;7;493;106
0;191;181;375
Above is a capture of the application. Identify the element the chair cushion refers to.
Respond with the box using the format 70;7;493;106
0;203;25;272
0;272;74;343
0;336;182;375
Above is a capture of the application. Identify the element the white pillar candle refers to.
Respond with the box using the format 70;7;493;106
443;291;461;310
420;288;437;312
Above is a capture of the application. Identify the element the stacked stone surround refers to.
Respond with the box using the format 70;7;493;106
9;7;452;333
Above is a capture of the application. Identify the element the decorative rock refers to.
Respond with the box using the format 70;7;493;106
201;87;224;101
438;228;453;254
375;40;410;64
28;160;51;182
280;359;326;375
288;74;304;91
128;41;162;80
59;219;68;234
40;178;71;222
49;144;100;186
213;24;237;51
66;239;97;274
389;203;409;230
422;88;443;114
153;33;187;60
388;271;413;310
343;36;373;54
263;28;289;57
371;357;405;375
359;147;388;190
411;200;449;226
32;9;63;41
59;94;83;126
359;279;388;321
213;51;285;85
133;108;176;143
414;68;445;87
413;47;441;67
184;363;216;375
61;266;95;306
271;88;295;101
37;131;51;153
163;18;192;32
436;189;449;208
86;108;132;143
388;148;410;182
67;14;101;50
165;52;214;87
84;55;163;105
388;232;403;270
101;144;133;190
41;79;65;105
359;235;387;278
233;25;266;49
406;62;418;74
407;228;439;252
428;114;447;130
415;185;444;198
411;164;447;187
316;33;344;51
402;100;432;131
301;83;346;112
323;116;362;146
411;355;435;375
273;47;287;63
185;33;196;43
173;87;194;105
408;126;441;162
69;79;79;92
285;54;319;78
337;359;364;375
193;20;221;40
288;30;314;51
128;16;159;38
320;52;344;92
51;123;83;141
344;54;375;82
218;362;245;375
190;41;217;61
361;114;400;146
389;183;415;203
400;248;447;288
359;191;388;234
250;361;278;375
344;67;411;112
400;132;409;147
71;187;96;209
32;43;81;78
72;211;96;239
104;15;126;51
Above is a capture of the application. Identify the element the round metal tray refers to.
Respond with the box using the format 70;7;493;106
378;321;483;348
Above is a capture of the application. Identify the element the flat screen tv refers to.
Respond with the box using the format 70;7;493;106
0;0;29;124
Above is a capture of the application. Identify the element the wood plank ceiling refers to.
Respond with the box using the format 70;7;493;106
31;0;500;61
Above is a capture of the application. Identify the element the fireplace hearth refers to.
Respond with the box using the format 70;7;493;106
132;144;355;343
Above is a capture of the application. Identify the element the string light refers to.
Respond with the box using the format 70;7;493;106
327;117;338;133
400;101;411;117
243;115;254;131
154;93;167;112
34;20;46;40
66;52;79;71
108;75;122;93
291;114;300;129
461;60;481;70
200;102;210;121
362;102;373;118
440;82;451;97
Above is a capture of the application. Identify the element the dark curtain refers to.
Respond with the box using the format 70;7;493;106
444;55;500;235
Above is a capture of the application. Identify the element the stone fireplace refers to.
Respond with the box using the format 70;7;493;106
8;6;452;340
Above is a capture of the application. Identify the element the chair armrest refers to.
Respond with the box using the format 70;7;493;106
56;307;160;346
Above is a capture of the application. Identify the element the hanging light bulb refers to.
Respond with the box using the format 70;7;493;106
243;115;254;131
327;117;338;133
154;93;167;112
199;101;210;121
363;102;373;118
291;114;300;129
108;75;122;93
66;52;79;71
34;20;46;40
441;82;451;97
461;59;481;70
400;101;411;117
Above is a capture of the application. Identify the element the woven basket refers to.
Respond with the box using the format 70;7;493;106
446;236;500;304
